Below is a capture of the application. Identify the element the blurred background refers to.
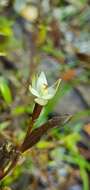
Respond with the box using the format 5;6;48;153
0;0;90;190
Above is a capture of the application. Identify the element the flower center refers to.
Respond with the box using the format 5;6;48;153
40;83;48;95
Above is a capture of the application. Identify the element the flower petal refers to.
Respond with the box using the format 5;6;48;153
42;93;54;100
37;72;48;90
35;98;48;106
48;78;62;97
31;74;38;89
29;85;40;97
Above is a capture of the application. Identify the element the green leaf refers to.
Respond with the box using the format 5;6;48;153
0;77;12;104
42;42;64;59
0;17;12;37
0;52;6;56
0;121;10;131
11;105;26;116
37;140;53;149
35;82;72;127
80;167;89;190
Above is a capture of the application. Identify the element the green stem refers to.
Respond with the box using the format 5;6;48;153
80;167;89;190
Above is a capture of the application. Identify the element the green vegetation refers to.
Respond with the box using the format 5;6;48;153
0;0;90;190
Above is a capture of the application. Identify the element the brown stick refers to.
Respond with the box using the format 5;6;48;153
0;115;72;180
21;116;69;153
20;103;42;151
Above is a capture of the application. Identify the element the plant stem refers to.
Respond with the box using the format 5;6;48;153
20;103;42;152
80;167;89;190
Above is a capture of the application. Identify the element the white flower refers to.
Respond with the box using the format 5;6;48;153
29;72;61;106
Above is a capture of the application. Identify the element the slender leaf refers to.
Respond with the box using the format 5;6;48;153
0;77;12;104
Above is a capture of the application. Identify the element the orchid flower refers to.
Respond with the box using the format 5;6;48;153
29;72;61;106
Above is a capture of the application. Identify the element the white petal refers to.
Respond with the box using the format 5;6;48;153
31;73;40;89
52;78;62;91
37;72;48;90
35;98;48;106
48;78;62;96
42;93;55;100
29;85;40;97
